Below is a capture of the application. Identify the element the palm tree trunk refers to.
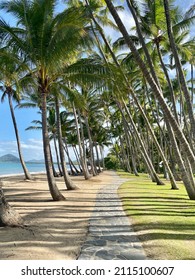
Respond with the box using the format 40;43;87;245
53;135;63;176
89;3;177;186
156;42;179;122
163;0;195;138
8;94;32;180
49;143;58;177
191;64;194;106
117;101;164;185
72;145;83;172
63;139;80;174
72;103;91;179
122;99;178;189
126;0;160;86
166;122;195;199
99;145;105;170
0;185;23;227
104;0;195;169
84;116;97;176
121;113;138;175
41;92;65;201
55;97;78;190
63;139;76;175
94;142;102;173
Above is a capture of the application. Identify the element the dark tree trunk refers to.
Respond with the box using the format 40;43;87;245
72;145;83;172
117;101;164;185
72;103;91;179
41;92;65;201
49;143;59;177
84;116;97;176
63;140;80;174
55;97;78;190
53;135;63;176
0;185;23;227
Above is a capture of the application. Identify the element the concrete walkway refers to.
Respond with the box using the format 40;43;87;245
78;171;147;260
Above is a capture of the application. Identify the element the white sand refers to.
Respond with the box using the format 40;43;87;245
0;171;114;260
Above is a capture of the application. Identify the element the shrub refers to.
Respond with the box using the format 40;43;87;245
104;155;120;170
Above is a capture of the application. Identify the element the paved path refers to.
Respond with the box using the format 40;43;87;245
78;172;147;260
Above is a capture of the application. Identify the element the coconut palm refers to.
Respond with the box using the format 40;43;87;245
0;0;91;200
104;0;195;198
163;0;195;137
0;49;32;180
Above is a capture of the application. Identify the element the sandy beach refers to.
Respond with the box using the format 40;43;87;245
0;171;114;260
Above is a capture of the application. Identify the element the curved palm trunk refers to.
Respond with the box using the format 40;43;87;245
63;139;80;174
55;97;78;190
119;133;132;173
78;109;91;174
101;0;178;188
166;122;195;199
122;114;139;176
126;0;160;86
0;185;23;227
122;99;178;189
72;145;83;172
104;0;195;170
117;101;164;185
63;139;76;175
94;143;102;173
191;64;194;106
53;135;63;176
163;0;195;138
49;143;59;177
89;5;176;186
84;116;97;176
41;92;65;201
8;94;32;180
156;42;179;122
99;145;105;170
72;103;91;179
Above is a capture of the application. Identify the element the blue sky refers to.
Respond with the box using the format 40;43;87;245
0;0;194;160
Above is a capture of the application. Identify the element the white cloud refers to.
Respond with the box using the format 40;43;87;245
118;10;135;32
104;7;135;43
0;139;44;161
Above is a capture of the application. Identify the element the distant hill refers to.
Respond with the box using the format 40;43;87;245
0;154;20;162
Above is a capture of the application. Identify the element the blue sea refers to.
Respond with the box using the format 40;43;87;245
0;161;47;176
0;162;45;176
0;161;76;177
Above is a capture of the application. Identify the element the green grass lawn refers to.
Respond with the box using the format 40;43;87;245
118;171;195;260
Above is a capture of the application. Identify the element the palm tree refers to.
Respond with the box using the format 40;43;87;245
0;49;32;180
163;0;195;138
55;95;78;189
0;0;90;200
104;0;195;198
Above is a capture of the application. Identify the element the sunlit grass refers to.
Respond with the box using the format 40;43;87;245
118;171;195;260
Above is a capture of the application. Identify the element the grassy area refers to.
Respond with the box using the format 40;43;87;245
118;171;195;260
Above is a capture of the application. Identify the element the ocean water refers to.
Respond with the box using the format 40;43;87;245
0;161;47;176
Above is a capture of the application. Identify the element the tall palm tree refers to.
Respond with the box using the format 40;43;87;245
163;0;195;138
0;0;90;200
0;49;32;180
104;0;195;196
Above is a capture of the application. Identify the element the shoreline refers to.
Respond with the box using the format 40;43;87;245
0;171;46;179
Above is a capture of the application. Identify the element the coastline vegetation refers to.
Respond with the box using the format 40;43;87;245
0;0;194;231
